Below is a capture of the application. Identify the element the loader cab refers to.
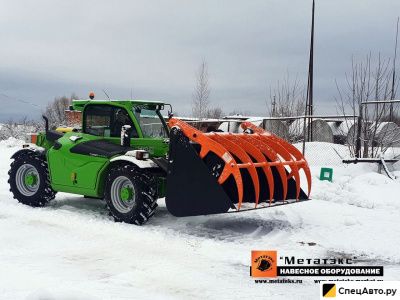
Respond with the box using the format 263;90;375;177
83;104;139;138
82;102;168;138
80;101;170;157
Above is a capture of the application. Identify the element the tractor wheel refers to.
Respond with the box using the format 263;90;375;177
104;164;158;225
8;152;56;207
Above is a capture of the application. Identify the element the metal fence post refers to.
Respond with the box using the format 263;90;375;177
355;105;363;158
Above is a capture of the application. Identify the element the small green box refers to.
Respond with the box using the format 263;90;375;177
319;167;333;182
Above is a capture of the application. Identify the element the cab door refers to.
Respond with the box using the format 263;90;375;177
128;106;169;157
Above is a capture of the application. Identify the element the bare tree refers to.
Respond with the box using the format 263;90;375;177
267;73;306;118
267;73;306;141
44;93;79;127
206;107;223;119
192;60;210;120
336;53;399;157
0;117;41;140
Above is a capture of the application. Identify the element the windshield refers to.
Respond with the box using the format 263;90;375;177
134;106;168;138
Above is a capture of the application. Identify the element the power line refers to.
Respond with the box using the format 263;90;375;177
0;92;42;110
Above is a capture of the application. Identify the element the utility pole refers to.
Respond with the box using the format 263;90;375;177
302;0;315;155
307;0;315;141
390;17;399;121
272;95;277;117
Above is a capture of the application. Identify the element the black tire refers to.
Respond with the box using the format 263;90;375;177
8;152;56;207
104;164;158;225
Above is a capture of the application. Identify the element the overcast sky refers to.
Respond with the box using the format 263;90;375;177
0;0;400;120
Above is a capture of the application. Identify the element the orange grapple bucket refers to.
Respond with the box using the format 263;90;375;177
165;118;311;217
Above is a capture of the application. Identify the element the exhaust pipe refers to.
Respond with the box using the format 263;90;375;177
42;115;49;133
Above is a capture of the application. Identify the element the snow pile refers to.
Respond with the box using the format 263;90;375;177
313;164;400;210
0;124;38;141
393;160;400;172
0;142;399;299
303;142;400;210
0;137;25;148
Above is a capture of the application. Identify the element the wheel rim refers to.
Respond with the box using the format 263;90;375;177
15;164;40;196
110;176;136;213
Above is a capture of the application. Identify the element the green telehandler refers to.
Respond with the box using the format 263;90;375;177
8;97;311;225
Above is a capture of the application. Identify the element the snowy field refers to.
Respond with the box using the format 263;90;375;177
1;138;400;299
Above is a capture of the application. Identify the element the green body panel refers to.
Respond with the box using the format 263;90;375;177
47;133;109;197
103;137;169;157
39;99;169;198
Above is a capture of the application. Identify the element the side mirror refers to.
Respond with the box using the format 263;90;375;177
121;125;131;147
165;104;173;119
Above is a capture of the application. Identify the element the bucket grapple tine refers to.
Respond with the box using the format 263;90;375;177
254;135;301;200
239;134;290;202
241;121;311;199
208;133;260;209
260;133;311;198
247;135;288;200
277;142;312;198
239;134;288;200
226;133;275;206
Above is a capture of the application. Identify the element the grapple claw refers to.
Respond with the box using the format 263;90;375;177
165;118;311;217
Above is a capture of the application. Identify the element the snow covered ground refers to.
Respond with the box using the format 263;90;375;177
1;138;400;299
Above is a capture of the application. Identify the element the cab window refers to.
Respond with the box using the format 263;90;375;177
84;105;138;138
134;106;168;138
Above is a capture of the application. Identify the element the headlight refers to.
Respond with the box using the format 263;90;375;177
129;150;150;160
